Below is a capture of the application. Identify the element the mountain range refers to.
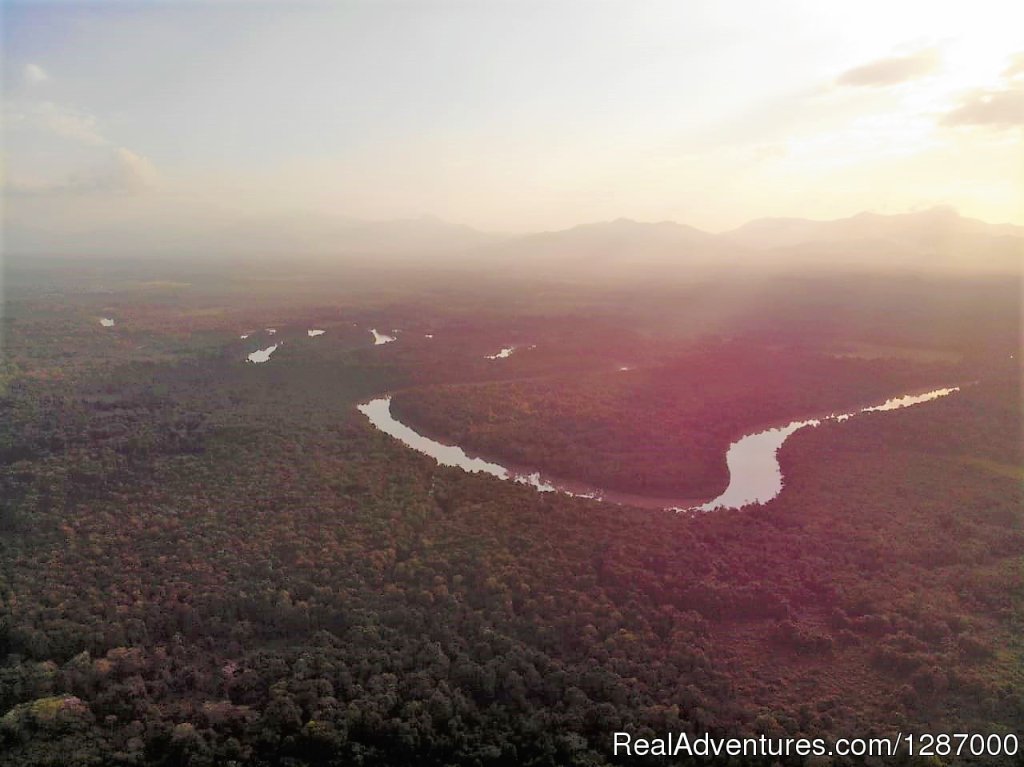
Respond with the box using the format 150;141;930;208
468;208;1022;278
8;207;1021;275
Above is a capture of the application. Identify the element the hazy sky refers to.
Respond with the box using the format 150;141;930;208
3;0;1023;252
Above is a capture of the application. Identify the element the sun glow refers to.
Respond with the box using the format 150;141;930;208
3;0;1022;250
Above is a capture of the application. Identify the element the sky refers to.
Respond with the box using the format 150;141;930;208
2;0;1023;255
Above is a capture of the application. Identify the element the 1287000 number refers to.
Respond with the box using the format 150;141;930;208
909;733;1019;758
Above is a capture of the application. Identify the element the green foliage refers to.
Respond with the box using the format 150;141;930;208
0;268;1020;765
392;346;953;498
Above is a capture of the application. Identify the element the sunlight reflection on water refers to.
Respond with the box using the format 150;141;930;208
360;387;960;512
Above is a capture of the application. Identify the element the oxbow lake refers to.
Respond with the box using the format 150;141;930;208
247;345;279;364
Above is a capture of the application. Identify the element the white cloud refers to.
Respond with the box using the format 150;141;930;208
941;84;1024;129
5;148;159;196
23;63;50;85
836;49;940;88
1002;52;1024;80
941;56;1024;130
86;147;159;193
6;101;109;145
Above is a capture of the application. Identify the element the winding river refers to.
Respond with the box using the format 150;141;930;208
358;386;959;512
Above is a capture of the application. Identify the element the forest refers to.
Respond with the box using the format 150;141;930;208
390;346;959;499
0;260;1020;766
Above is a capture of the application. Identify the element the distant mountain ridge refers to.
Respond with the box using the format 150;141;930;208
716;207;1022;274
476;218;728;272
218;212;504;256
8;206;1021;274
723;207;1024;248
5;210;505;259
472;207;1022;277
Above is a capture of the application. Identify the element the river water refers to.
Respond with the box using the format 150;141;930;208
371;329;396;345
247;344;279;364
358;386;959;512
